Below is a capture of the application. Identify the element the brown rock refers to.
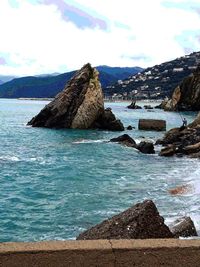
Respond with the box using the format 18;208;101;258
77;200;173;240
137;141;155;154
159;145;176;157
93;108;124;131
161;65;200;111
138;119;166;131
183;141;200;154
27;63;124;131
169;217;198;238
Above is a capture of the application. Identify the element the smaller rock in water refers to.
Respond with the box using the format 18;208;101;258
110;134;137;147
137;141;155;154
127;100;142;109
127;125;134;130
144;105;153;109
138;119;166;131
169;217;197;238
77;200;173;240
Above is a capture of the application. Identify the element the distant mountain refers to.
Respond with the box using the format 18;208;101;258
0;75;16;84
0;66;142;98
106;51;200;99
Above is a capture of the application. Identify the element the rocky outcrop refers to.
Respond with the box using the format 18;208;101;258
28;64;124;131
110;134;155;154
77;200;173;240
138;119;166;131
110;134;137;148
127;100;142;109
169;217;197;238
137;141;155;154
158;114;200;157
161;65;200;111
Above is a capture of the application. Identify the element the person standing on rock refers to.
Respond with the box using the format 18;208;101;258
182;118;187;127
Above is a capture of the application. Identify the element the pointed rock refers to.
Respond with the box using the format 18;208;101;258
77;200;173;240
28;63;124;131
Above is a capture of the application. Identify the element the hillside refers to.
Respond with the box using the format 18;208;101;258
0;66;142;98
105;51;200;99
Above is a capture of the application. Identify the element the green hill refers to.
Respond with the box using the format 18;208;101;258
0;66;142;98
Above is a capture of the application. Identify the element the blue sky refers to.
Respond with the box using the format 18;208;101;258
0;0;200;76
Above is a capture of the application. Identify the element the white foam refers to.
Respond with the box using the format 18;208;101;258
73;139;106;144
0;156;20;162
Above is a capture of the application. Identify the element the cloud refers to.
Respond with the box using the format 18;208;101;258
40;0;107;30
0;0;200;76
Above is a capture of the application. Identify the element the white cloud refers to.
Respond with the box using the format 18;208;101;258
0;0;200;76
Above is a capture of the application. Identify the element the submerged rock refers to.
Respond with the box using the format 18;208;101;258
28;63;124;131
138;119;166;131
161;65;200;111
137;141;155;154
168;185;193;195
169;217;197;238
77;200;173;240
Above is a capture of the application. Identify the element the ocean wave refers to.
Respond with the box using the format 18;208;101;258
72;139;106;144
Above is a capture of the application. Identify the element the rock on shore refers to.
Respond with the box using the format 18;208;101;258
77;200;173;240
161;65;200;111
28;63;124;131
169;217;197;238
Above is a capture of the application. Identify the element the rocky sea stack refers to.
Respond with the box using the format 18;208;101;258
161;65;200;111
28;63;124;131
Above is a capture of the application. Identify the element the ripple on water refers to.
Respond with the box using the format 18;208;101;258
0;99;200;241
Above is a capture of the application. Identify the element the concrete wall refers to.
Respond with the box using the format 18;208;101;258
1;239;200;267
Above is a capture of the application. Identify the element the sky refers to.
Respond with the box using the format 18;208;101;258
0;0;200;76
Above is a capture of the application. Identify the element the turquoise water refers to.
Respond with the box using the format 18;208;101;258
0;98;200;242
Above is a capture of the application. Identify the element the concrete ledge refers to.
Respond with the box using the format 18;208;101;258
1;239;200;266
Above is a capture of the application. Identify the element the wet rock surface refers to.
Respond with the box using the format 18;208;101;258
137;141;155;154
169;217;198;238
28;64;124;131
77;200;173;240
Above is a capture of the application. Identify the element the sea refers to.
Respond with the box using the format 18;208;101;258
0;98;200;242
